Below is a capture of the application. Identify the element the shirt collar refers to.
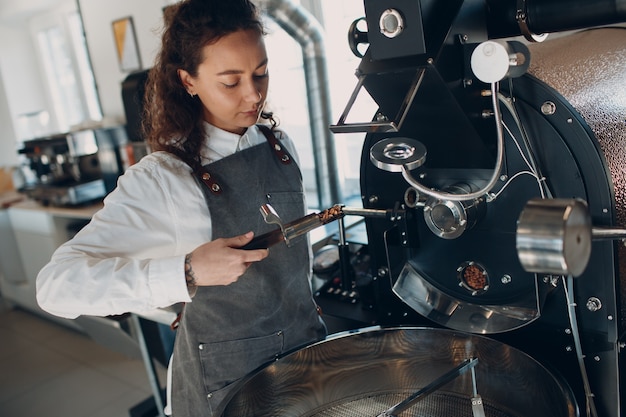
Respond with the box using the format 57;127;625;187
200;122;265;164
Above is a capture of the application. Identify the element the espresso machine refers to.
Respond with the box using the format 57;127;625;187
18;126;129;206
218;1;626;416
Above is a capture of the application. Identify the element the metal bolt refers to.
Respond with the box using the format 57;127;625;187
586;297;602;312
565;328;572;335
368;195;379;204
565;346;572;352
594;356;601;362
541;101;557;115
608;315;614;321
378;267;388;277
501;274;512;284
543;275;559;287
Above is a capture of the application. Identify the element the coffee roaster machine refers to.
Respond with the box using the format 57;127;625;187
220;1;626;416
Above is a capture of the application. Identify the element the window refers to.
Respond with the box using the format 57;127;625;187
33;7;101;134
66;11;102;124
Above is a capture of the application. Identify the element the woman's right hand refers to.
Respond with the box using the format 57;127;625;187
188;231;269;286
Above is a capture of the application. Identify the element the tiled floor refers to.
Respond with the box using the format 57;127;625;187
0;298;165;417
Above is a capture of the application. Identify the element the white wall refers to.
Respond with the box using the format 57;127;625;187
0;0;61;21
78;0;173;121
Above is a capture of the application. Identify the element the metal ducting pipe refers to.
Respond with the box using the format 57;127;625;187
257;0;342;208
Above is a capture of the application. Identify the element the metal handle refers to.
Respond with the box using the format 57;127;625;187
260;204;284;233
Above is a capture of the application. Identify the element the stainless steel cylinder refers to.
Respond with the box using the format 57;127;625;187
516;198;592;276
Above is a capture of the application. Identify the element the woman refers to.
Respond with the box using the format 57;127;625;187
36;0;327;415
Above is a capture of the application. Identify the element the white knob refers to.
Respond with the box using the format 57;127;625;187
470;41;511;83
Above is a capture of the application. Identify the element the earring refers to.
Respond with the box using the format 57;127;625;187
188;91;195;97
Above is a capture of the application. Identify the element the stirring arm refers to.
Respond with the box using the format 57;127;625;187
378;357;478;417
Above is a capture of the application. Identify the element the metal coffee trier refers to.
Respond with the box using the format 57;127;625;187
242;203;344;250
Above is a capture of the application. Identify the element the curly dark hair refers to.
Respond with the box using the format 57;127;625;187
142;0;274;172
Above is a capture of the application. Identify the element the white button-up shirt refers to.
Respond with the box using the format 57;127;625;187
36;123;298;319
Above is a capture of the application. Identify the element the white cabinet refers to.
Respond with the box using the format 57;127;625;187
1;200;99;326
0;209;26;284
9;207;58;284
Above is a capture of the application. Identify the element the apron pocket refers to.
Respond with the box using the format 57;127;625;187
198;331;284;395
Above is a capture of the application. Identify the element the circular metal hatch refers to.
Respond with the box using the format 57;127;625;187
219;327;576;417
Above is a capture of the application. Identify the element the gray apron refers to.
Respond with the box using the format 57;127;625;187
171;126;327;417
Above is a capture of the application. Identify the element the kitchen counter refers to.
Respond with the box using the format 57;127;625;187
0;190;25;209
8;196;103;219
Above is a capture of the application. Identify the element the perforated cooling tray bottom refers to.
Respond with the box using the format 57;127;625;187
305;391;512;417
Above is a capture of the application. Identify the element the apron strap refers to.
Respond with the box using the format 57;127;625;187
257;124;292;165
195;166;223;195
194;124;291;195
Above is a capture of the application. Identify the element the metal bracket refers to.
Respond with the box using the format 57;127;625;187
329;68;426;134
